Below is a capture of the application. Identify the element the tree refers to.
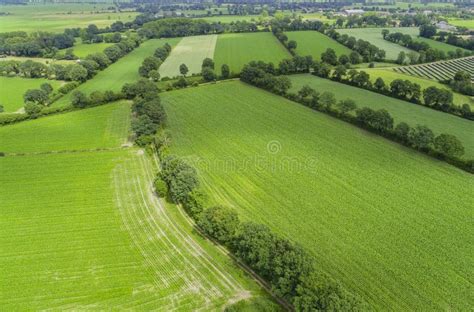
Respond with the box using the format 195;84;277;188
40;83;53;95
202;58;214;70
0;104;3;113
423;86;453;110
332;65;347;81
139;56;161;77
434;134;464;157
374;77;386;91
337;99;357;114
154;176;168;198
221;64;230;79
161;155;199;204
287;40;297;50
23;89;48;105
381;29;390;39
349;51;362;64
202;67;216;81
179;63;189;76
419;24;437;38
131;115;157;138
338;54;350;65
24;102;42;116
198;206;240;245
65;64;88;82
71;90;89;108
321;48;338;65
319;91;336;111
408;125;434;149
103;45;123;63
149;70;160;82
396;51;407;65
395;122;410;142
86;53;111;70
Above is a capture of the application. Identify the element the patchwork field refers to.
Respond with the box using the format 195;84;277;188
161;81;474;310
289;74;474;158
159;35;215;78
394;56;474;82
361;68;474;108
54;38;181;106
284;31;351;60
0;4;138;33
337;27;417;60
0;76;63;113
0;95;268;309
214;32;291;75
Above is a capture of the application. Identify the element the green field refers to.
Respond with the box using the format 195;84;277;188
0;101;130;153
284;31;352;60
289;74;474;158
0;94;268;309
200;15;264;23
448;18;474;29
0;76;64;113
214;32;291;75
0;4;138;33
337;27;416;60
69;41;114;58
161;81;473;310
54;38;181;106
361;67;474;108
159;35;214;78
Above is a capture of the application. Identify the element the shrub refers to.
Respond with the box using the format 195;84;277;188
154;176;168;197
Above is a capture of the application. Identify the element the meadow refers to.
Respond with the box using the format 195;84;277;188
161;81;474;311
54;38;181;106
69;40;114;58
448;18;474;29
284;31;351;60
337;27;417;60
159;35;215;78
0;4;138;33
0;76;63;113
213;32;291;75
361;67;474;108
288;74;474;158
0;92;268;309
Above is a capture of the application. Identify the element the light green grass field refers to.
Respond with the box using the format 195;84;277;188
361;68;474;108
159;35;215;78
0;4;138;33
200;15;263;23
54;38;181;106
214;32;291;75
285;31;352;60
337;27;417;60
70;41;114;58
0;101;130;153
0;76;63;113
448;18;474;29
161;81;474;311
0;56;74;65
289;74;474;158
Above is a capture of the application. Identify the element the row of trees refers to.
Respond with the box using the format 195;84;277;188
327;30;386;62
138;42;172;80
156;153;366;311
383;30;471;64
240;61;473;172
450;70;474;96
0;31;74;57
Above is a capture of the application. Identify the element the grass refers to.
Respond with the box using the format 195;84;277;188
159;35;215;78
284;31;351;60
161;81;474;311
54;38;181;106
0;101;131;153
0;56;75;65
69;40;114;59
0;90;271;309
448;18;474;29
200;15;264;23
0;76;63;113
0;3;138;33
214;32;291;75
361;67;474;108
288;74;474;158
337;27;417;60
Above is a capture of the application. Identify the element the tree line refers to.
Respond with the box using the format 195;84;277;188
240;61;473;173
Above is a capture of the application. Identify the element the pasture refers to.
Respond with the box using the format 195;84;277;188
393;56;474;82
361;68;474;108
284;31;351;60
159;35;215;78
337;27;417;60
161;81;474;311
0;76;63;113
54;38;181;106
288;74;474;158
213;32;291;75
448;18;474;29
69;41;114;59
0;101;131;153
0;4;138;33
